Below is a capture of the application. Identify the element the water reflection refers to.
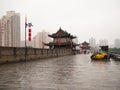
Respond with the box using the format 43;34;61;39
91;59;110;64
0;54;120;90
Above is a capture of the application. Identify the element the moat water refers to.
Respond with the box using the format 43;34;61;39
0;54;120;90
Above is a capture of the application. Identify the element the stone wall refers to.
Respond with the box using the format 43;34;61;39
0;47;73;64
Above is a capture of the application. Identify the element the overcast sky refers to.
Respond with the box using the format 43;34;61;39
0;0;120;44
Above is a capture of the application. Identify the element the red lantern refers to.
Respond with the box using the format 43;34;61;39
28;28;31;32
28;32;31;36
28;28;32;41
28;37;31;41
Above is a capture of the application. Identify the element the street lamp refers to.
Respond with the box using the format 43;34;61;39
25;16;33;61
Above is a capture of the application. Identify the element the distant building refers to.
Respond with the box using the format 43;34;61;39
0;19;4;46
99;39;108;46
20;40;34;47
114;39;120;48
80;41;90;53
0;11;20;47
109;44;114;48
0;16;6;46
89;37;96;47
33;30;52;48
20;30;52;48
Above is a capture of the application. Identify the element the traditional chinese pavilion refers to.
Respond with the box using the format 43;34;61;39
44;28;78;49
80;41;90;53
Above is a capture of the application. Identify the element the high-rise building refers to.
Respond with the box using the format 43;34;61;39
0;16;6;46
0;19;3;46
0;11;20;47
89;37;96;47
33;30;52;48
99;39;108;46
20;40;34;47
114;39;120;48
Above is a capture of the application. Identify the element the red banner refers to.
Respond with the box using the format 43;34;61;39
28;37;31;41
58;38;61;47
28;28;32;41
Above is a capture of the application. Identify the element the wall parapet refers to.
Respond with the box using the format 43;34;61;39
0;47;73;64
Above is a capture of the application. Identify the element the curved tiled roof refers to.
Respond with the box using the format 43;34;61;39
48;27;76;39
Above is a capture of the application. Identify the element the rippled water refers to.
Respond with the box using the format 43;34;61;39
0;54;120;90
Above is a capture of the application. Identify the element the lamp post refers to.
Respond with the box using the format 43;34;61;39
25;16;27;62
25;16;33;62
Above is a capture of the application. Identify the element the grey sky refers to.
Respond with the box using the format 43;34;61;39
0;0;120;44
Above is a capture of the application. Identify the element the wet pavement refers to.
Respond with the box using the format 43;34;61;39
0;54;120;90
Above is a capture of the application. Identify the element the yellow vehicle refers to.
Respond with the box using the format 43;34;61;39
91;52;107;60
91;46;110;60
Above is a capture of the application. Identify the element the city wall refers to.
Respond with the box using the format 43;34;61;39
0;47;73;64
